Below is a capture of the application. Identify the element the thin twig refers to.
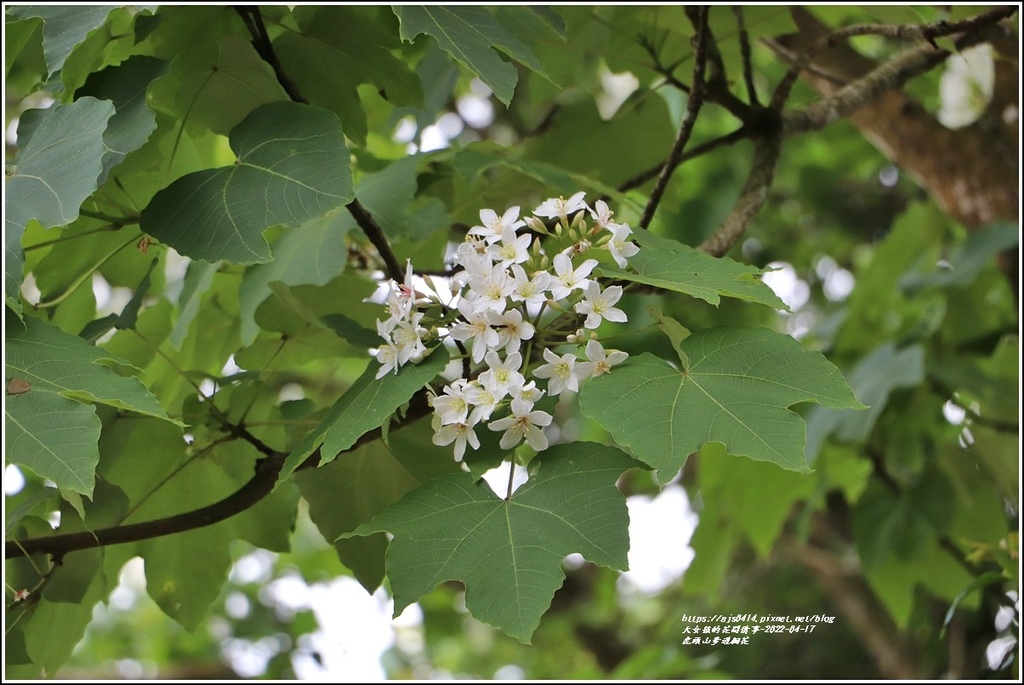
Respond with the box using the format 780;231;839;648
733;6;760;107
639;6;709;229
347;198;406;283
617;125;750;193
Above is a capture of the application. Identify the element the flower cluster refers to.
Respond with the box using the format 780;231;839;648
374;192;638;461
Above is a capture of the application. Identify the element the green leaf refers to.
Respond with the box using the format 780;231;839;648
344;442;637;643
281;347;450;479
296;438;455;592
5;315;175;495
580;327;863;481
6;5;115;77
647;304;691;367
150;33;288;135
394;5;547;105
275;6;423;146
141;101;354;264
5;98;115;307
76;55;168;184
805;343;923;463
602;229;788;309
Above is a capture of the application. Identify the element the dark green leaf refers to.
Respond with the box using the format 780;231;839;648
344;442;637;643
394;5;548;105
141;101;354;264
602;228;788;309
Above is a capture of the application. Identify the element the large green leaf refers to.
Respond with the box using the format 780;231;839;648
76;55;168;184
275;6;423;146
5;5;115;77
394;5;547;105
141;101;354;264
281;347;450;478
5;315;175;495
344;442;637;643
602;229;788;309
296;437;457;592
5;98;115;308
580;327;863;481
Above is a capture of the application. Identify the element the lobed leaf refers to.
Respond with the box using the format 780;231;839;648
580;327;864;481
344;442;638;643
394;5;548;105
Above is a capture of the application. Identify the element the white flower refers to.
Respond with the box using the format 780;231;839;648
549;253;598;301
430;380;472;425
534;191;587;222
575;281;627;329
605;222;640;268
589;199;614;228
465;263;514;314
479;351;525;395
469;206;525;244
391;312;428;364
466;377;506;425
452;241;494;287
374;340;402;379
488;398;553;451
450;300;501;363
492;308;535;355
488;226;532;267
533;347;581;396
510;380;544;406
575;339;628;378
432;421;480;461
510;265;551;307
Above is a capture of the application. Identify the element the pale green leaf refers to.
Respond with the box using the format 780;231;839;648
344;442;637;643
5;98;115;306
5;315;176;495
77;55;168;184
394;5;547;105
6;5;115;77
805;343;923;463
141;101;354;264
580;327;863;481
281;347;450;479
601;229;788;310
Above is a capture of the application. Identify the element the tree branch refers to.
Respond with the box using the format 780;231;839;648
639;6;709;229
5;389;437;560
781;18;1013;136
234;5;405;283
697;129;782;257
732;6;760;107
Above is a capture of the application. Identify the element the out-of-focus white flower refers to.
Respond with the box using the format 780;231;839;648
374;340;402;379
938;43;994;129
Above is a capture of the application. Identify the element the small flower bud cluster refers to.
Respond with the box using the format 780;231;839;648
374;192;637;461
